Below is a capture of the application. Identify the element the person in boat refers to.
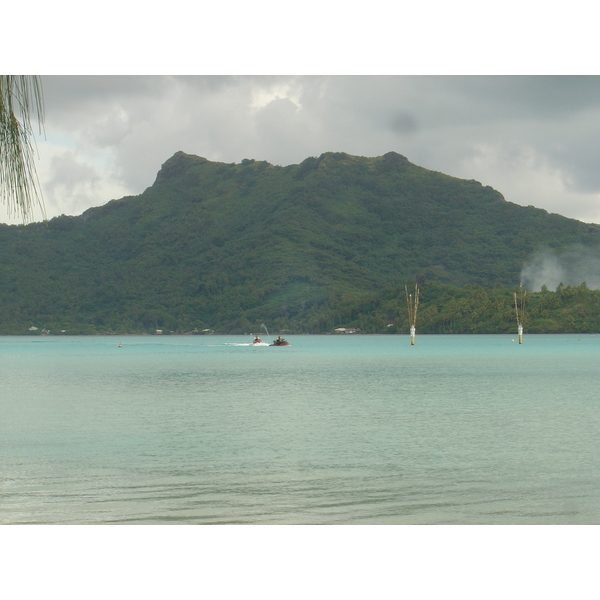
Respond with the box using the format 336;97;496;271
253;336;261;344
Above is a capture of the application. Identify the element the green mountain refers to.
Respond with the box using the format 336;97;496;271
1;150;599;334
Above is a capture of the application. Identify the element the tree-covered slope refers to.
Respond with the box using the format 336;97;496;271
1;150;599;334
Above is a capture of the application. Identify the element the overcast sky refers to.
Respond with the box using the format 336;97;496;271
5;0;599;231
6;74;598;227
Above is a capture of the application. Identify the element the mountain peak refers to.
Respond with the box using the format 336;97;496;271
382;151;411;168
153;151;208;185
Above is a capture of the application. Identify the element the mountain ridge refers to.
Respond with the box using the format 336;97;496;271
1;150;599;334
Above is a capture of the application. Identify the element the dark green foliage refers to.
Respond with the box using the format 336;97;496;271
1;150;600;335
339;281;600;335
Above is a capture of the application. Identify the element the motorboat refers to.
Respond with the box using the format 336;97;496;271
270;336;290;346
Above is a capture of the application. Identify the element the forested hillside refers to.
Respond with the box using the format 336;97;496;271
1;150;599;334
334;281;600;335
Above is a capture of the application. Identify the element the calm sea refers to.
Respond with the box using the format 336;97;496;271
1;333;599;525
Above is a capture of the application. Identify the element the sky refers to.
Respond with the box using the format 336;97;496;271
5;0;599;230
7;74;600;227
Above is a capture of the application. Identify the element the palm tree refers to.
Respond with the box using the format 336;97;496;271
0;75;45;221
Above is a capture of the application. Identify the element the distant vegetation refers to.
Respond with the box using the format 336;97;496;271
1;150;600;335
336;281;600;335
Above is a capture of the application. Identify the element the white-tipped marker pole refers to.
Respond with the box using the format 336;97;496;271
405;283;420;346
514;288;526;345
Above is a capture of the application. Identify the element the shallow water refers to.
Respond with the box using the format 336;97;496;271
1;334;599;524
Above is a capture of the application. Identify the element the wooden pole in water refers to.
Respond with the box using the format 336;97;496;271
514;287;526;344
405;283;420;345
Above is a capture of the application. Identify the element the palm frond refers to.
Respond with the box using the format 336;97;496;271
0;75;46;222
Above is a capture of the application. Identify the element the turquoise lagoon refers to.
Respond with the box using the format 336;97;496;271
1;334;599;524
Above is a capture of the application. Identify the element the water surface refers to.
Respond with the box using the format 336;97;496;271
1;334;598;524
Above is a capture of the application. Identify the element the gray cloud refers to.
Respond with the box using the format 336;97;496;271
521;245;600;291
6;75;600;225
44;151;102;216
390;112;419;135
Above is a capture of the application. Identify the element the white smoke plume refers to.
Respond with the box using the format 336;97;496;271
521;244;600;291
